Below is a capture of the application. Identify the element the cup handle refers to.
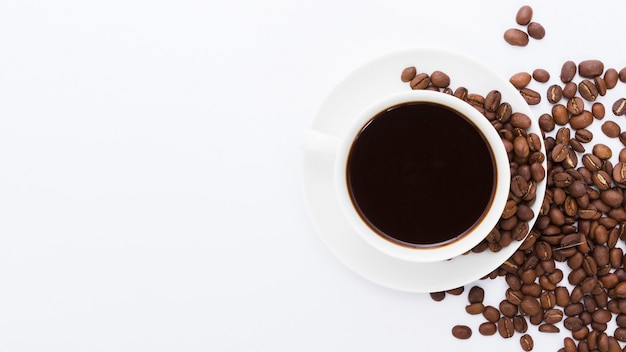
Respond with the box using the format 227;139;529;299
302;129;341;156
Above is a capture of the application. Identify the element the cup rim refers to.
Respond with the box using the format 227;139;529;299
334;90;511;263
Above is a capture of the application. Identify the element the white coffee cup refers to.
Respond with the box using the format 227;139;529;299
303;90;511;263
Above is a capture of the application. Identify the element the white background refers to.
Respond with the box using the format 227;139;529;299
2;1;626;351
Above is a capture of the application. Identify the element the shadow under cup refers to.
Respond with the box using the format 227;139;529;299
346;101;499;249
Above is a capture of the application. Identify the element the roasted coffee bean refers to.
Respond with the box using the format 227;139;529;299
552;104;569;125
510;72;532;89
573;325;589;340
538;113;554;133
552;143;569;163
605;68;619;88
615;282;626;298
451;325;472;339
483;305;500;323
532;68;550;82
538;323;560;333
400;66;417;82
561;61;577;83
511;112;532;128
520;296;541;316
601;189;623;208
602;121;621;138
410;73;430;90
430;291;445;301
576;128;594;143
614;162;626;186
620;67;626;82
484;90;501;113
570;110;593;130
465;303;485;315
516;5;533;25
592;308;612;324
500;300;519;317
592;102;606;119
565;303;584;316
564;316;583;331
468;286;484;304
430;70;450;88
498;317;514;338
512;315;528;333
453;87;468;100
613;98;626;116
563;82;577;99
547;84;563;104
535;241;552;260
527;22;545;40
478;322;497;336
548;269;563;284
579;79;599;101
511;175;530;198
567;97;585;115
519;334;533;351
544;308;563;324
617;314;626;327
506;289;524;305
583;153;603;171
593;144;613;160
520;88;541;105
556;127;571;144
615;328;626;342
504;28;529;46
595;76;607;96
506;274;523;291
579;59;605;78
496;102;512;123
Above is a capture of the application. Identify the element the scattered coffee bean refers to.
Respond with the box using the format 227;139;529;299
452;325;472;339
400;66;416;82
605;68;619;89
538;323;560;333
516;5;533;25
429;291;445;302
410;73;430;90
602;121;621;138
479;322;497;336
547;84;563;104
561;61;577;83
527;22;545;40
579;79;598;101
532;69;550;82
504;28;529;46
498;317;514;338
483;305;500;323
430;70;451;88
613;98;626;116
447;286;465;296
520;88;541;105
468;286;484;304
520;334;534;351
619;67;626;82
465;302;485;315
579;59;605;78
592;102;606;119
510;72;532;89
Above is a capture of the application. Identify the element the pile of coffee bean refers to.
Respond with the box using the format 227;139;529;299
412;59;626;352
401;67;545;255
504;5;546;47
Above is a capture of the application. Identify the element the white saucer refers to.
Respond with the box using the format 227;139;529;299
302;48;547;293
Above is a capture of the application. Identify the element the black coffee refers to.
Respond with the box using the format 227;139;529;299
346;102;496;247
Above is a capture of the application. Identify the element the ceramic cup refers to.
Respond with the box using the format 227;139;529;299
303;90;511;263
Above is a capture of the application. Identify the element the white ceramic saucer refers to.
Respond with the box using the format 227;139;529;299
302;48;547;293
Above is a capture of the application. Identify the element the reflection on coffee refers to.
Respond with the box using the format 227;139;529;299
346;102;496;247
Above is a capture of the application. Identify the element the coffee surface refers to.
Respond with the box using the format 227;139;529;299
347;102;496;246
